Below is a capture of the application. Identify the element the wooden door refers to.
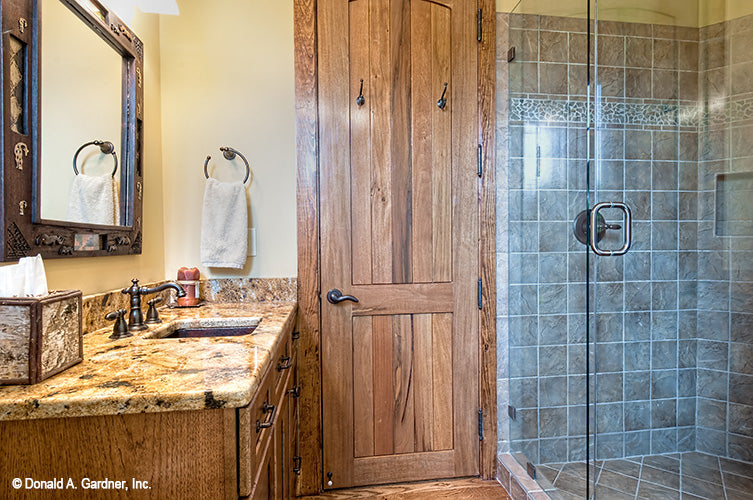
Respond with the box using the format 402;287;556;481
319;0;479;489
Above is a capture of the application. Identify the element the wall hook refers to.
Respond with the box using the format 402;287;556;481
437;82;448;110
356;79;365;107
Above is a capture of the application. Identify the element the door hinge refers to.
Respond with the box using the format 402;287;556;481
477;144;483;177
287;386;301;398
527;462;537;480
478;409;484;441
508;46;516;62
293;456;302;475
477;9;482;42
477;278;483;309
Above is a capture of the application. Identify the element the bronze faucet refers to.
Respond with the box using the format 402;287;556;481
121;279;186;331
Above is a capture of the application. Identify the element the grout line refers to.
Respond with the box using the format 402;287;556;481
635;456;644;500
719;454;730;500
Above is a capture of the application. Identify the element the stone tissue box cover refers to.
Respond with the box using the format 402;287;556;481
0;290;82;385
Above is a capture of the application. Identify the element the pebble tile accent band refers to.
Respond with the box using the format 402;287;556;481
510;95;753;128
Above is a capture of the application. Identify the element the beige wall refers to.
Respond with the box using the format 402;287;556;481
497;0;699;26
498;0;753;26
40;0;122;221
700;0;753;25
35;11;167;295
4;1;296;296
159;0;297;280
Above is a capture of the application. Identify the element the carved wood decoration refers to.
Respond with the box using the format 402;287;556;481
0;0;144;261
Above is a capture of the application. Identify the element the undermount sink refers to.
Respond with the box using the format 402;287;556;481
148;317;262;339
163;325;258;338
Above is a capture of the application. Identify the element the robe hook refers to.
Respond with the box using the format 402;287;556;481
437;82;448;110
356;79;365;106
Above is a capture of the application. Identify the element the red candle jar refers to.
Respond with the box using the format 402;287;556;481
177;267;200;306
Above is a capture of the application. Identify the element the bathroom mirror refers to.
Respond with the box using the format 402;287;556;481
39;0;123;225
0;0;144;261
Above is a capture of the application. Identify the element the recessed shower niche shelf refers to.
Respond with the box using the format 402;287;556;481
716;172;753;237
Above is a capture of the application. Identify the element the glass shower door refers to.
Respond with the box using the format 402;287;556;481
588;0;699;497
507;0;753;498
505;0;598;496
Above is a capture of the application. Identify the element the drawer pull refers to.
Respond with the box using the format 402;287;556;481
277;355;292;371
256;402;276;432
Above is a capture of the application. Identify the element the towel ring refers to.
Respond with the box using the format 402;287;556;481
204;146;250;184
73;140;118;177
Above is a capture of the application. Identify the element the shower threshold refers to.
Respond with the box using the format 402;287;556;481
533;452;753;499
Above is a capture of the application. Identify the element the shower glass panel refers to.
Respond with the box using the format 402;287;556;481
506;0;596;495
506;0;753;498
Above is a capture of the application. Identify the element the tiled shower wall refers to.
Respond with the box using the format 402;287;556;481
695;16;753;462
497;10;753;465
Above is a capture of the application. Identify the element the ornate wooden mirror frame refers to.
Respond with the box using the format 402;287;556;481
0;0;143;261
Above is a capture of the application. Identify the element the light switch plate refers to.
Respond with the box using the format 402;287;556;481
248;228;257;256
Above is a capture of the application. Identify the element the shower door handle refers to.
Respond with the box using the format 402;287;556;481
590;202;631;256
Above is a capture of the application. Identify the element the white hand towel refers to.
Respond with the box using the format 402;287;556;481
66;174;118;226
200;178;248;269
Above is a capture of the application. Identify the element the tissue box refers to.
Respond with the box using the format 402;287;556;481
0;290;82;385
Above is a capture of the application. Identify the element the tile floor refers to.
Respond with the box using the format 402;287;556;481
535;452;753;499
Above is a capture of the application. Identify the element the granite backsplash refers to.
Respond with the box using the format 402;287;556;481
82;278;296;334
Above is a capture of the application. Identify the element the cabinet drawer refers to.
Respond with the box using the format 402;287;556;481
272;332;294;398
238;329;296;498
248;365;295;500
238;373;275;496
238;338;288;496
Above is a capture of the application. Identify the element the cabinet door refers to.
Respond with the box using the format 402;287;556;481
251;440;273;500
274;398;285;499
275;366;295;499
285;359;299;496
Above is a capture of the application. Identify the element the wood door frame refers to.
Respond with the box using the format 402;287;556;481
294;0;496;494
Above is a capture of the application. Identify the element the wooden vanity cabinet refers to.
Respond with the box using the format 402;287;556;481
0;330;299;500
239;330;299;499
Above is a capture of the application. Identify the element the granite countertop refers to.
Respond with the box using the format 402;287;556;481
0;301;297;422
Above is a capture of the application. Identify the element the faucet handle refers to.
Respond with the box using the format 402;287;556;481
122;278;141;295
145;296;163;324
105;309;131;339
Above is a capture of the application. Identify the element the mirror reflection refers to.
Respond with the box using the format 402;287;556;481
40;0;123;226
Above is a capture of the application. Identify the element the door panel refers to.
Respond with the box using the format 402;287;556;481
352;313;455;458
319;0;478;489
349;0;454;286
